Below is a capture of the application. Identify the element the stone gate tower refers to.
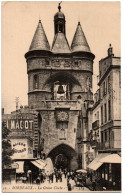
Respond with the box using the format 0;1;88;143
25;4;95;170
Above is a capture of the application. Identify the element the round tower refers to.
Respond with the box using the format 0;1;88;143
25;20;52;107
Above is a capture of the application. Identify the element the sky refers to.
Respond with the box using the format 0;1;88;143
2;1;120;114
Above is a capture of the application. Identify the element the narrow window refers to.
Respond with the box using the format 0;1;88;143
101;106;103;124
108;75;111;92
34;75;39;89
97;111;99;120
103;82;106;96
101;131;103;142
59;24;63;33
104;103;107;123
108;99;111;120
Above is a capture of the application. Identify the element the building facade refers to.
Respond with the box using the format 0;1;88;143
88;45;121;190
24;4;95;170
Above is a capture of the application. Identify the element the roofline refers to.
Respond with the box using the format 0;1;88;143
98;65;120;86
99;55;120;63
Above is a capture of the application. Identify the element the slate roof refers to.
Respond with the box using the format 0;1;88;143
29;20;50;51
51;33;71;54
71;22;91;53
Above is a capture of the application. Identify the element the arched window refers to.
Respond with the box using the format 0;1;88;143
33;75;39;89
74;60;78;66
77;95;81;100
59;24;63;33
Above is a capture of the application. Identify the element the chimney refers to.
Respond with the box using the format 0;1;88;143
108;44;114;57
2;108;4;115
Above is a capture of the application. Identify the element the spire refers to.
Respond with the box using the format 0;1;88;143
71;22;91;53
29;20;50;51
58;1;62;12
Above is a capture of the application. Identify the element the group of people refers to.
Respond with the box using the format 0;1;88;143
34;168;78;190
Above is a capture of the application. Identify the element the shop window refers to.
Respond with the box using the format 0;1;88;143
33;75;39;89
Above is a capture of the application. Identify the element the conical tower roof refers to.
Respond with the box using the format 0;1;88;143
29;20;50;51
71;22;91;53
51;33;71;54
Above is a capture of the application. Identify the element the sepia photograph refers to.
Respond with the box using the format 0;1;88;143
1;1;121;192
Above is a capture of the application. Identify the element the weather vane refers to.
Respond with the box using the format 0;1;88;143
58;1;62;11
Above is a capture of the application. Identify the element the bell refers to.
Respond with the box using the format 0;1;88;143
57;84;65;94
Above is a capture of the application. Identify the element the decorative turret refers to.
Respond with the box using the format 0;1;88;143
29;20;50;51
71;22;91;53
54;2;65;35
51;2;70;54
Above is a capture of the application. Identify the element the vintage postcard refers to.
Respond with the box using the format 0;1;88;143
1;1;121;192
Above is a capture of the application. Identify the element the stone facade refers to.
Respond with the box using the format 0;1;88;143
25;6;95;169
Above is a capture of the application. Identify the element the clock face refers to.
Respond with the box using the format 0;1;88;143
57;111;68;121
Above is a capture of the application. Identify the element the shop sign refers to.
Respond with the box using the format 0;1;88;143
6;119;33;130
13;142;27;153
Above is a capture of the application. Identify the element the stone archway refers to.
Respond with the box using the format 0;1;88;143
47;144;78;170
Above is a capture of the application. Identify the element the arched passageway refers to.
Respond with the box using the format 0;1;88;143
47;144;78;170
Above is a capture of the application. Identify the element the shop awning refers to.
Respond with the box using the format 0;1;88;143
100;153;121;164
16;161;24;173
87;153;121;171
31;159;45;170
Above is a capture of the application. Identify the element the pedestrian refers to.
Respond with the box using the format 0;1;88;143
92;174;96;191
40;173;44;183
49;174;51;183
51;173;54;183
67;179;72;191
36;176;40;185
70;177;75;190
64;170;67;178
56;172;58;182
59;172;62;182
67;171;70;179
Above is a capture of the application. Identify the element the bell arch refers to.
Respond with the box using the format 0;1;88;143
43;71;82;100
44;71;81;87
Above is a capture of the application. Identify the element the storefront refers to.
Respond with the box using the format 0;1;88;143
87;153;121;190
2;168;16;184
